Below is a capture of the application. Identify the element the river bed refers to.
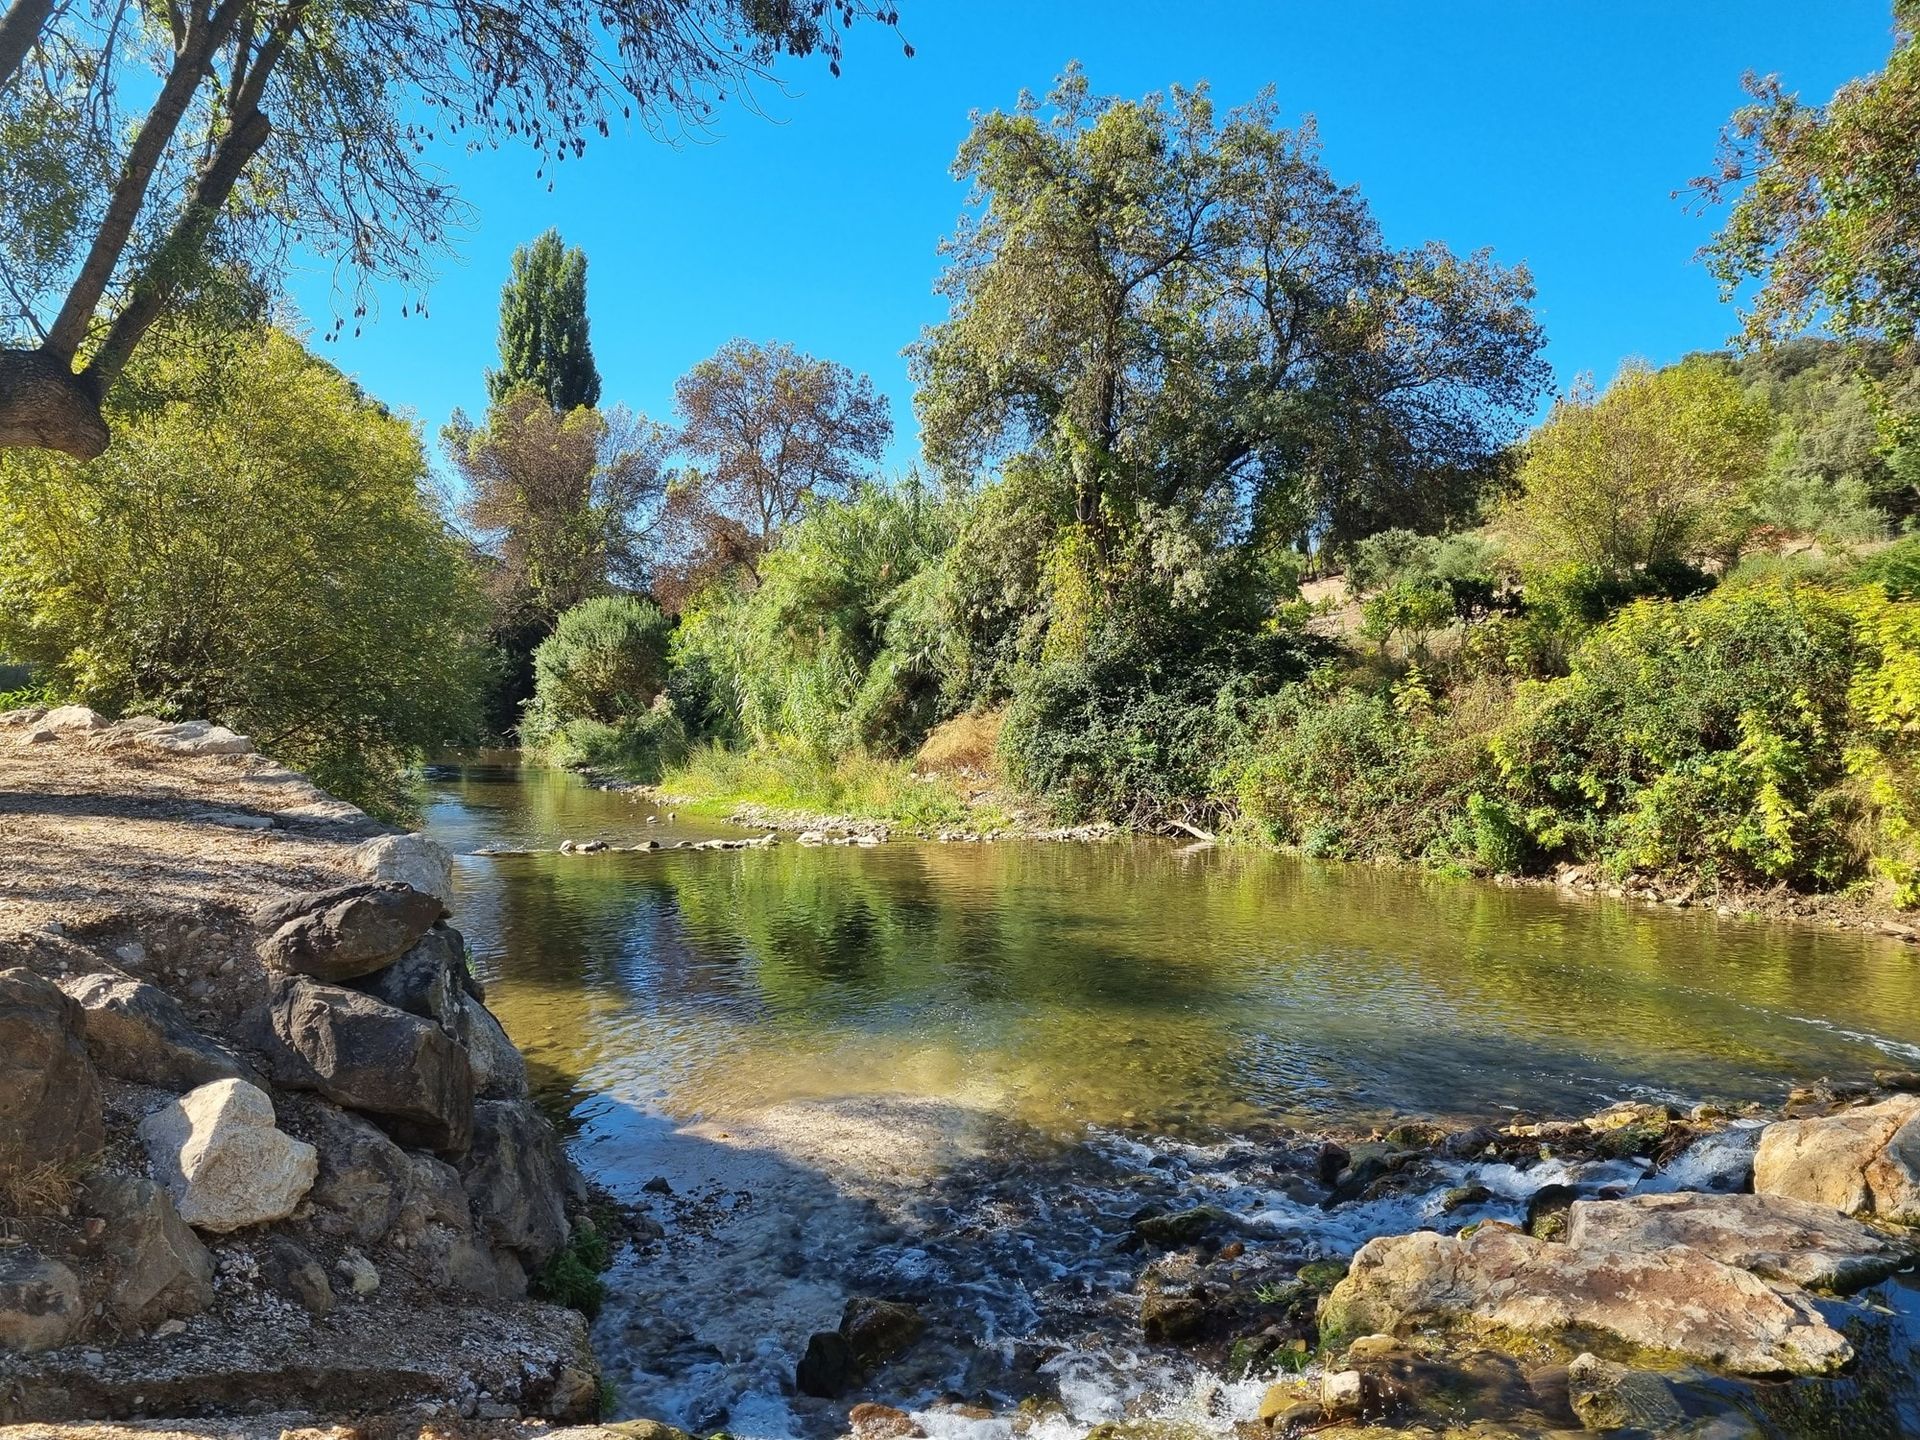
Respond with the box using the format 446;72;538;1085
422;757;1920;1438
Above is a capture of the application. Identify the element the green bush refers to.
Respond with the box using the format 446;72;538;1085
524;596;673;732
530;1224;613;1318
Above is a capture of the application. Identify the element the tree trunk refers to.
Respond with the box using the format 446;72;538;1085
0;350;108;460
0;0;57;90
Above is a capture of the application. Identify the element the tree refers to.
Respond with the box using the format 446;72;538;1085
911;67;1549;558
1694;2;1920;347
0;322;491;815
489;231;601;413
0;0;909;460
446;389;671;628
659;338;893;605
1496;359;1774;583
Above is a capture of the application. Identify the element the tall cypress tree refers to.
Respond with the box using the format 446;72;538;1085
487;230;602;413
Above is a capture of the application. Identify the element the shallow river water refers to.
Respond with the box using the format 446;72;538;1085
423;757;1920;1438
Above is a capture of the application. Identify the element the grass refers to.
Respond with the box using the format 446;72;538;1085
659;740;998;832
0;1158;87;1217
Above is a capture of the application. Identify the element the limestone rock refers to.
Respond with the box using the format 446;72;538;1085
1567;1190;1916;1292
137;719;254;755
0;966;104;1171
461;1098;571;1267
464;993;529;1099
250;976;474;1154
1754;1093;1920;1223
1565;1352;1687;1432
80;1171;215;1328
304;1102;412;1243
138;1078;318;1232
255;881;446;983
350;924;472;1041
39;704;108;733
351;832;456;910
57;971;254;1091
0;1248;83;1353
1320;1225;1852;1376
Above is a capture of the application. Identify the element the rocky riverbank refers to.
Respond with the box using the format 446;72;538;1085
0;707;617;1430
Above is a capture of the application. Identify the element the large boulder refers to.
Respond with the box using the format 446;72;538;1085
349;925;471;1042
255;882;445;983
138;1078;318;1232
0;1248;83;1353
250;977;474;1154
461;1099;571;1268
57;971;254;1091
303;1102;413;1244
1321;1225;1852;1376
1754;1094;1920;1223
351;833;456;910
463;994;529;1100
1568;1190;1917;1292
0;966;103;1172
80;1171;216;1328
38;704;107;733
136;719;254;755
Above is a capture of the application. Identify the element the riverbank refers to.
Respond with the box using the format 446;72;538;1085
0;708;614;1429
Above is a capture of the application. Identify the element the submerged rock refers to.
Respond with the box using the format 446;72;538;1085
1321;1225;1853;1376
137;1078;318;1232
0;966;103;1172
1754;1093;1920;1223
1565;1351;1687;1432
1567;1190;1917;1292
255;881;446;982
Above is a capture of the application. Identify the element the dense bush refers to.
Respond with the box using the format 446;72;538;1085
0;325;490;818
521;596;683;778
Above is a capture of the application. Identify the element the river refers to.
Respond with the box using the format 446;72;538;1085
422;756;1920;1439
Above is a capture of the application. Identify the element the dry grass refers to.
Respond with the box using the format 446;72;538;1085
0;1157;87;1217
914;709;1005;777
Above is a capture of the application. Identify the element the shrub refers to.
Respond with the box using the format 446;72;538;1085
525;596;673;730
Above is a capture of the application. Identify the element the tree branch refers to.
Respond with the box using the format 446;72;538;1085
0;0;58;92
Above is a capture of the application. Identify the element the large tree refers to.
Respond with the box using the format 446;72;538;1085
489;230;601;413
658;337;892;605
0;0;908;459
910;67;1550;556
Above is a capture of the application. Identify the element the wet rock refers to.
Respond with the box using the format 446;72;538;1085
263;1236;334;1317
1323;1143;1421;1207
0;1247;83;1353
0;966;104;1171
1441;1184;1493;1213
795;1328;855;1398
305;1102;412;1243
349;924;471;1041
57;970;254;1090
548;1424;695;1440
1140;1289;1214;1343
461;1098;571;1267
1524;1182;1579;1239
250;976;474;1155
255;881;446;982
1877;1069;1920;1093
1754;1093;1920;1222
1440;1125;1501;1159
841;1295;926;1366
848;1403;926;1439
138;1078;318;1232
1131;1205;1232;1248
1321;1225;1852;1376
80;1171;215;1328
1565;1352;1686;1432
1567;1190;1917;1292
464;993;529;1099
350;832;456;910
1640;1124;1761;1193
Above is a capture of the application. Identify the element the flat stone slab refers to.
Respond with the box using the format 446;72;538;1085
1568;1190;1918;1293
1755;1093;1920;1224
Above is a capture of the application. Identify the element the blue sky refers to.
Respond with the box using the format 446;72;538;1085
287;2;1899;475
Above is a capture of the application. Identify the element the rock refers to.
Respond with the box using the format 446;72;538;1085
1140;1290;1213;1343
137;719;254;755
1639;1124;1761;1194
39;704;108;733
57;971;253;1091
0;966;104;1172
547;1424;696;1440
337;1247;380;1295
848;1402;925;1439
350;832;456;909
255;881;446;982
841;1296;925;1366
0;1248;83;1353
349;924;472;1041
1567;1190;1916;1292
464;994;529;1099
304;1102;412;1243
80;1171;215;1328
1321;1225;1852;1376
137;1078;318;1232
1754;1093;1920;1222
0;705;46;725
1565;1352;1687;1432
795;1328;855;1398
461;1098;571;1267
250;976;474;1154
1258;1381;1312;1424
1131;1205;1232;1248
263;1236;334;1317
1319;1369;1371;1420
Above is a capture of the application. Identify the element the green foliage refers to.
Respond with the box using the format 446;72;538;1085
489;231;602;413
0;324;490;818
522;595;685;779
530;1223;613;1318
1490;580;1920;901
1360;582;1456;652
1854;535;1920;600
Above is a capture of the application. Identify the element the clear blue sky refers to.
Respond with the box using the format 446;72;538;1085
286;2;1899;475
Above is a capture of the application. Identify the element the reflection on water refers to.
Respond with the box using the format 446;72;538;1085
427;758;1920;1139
